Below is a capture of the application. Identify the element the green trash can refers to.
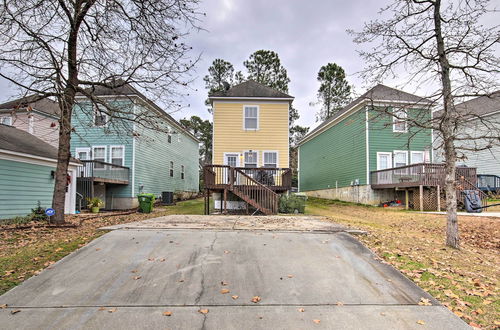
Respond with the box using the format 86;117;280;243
137;193;155;213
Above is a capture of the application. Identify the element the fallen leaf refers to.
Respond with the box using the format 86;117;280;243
163;311;172;316
298;308;305;312
224;250;230;254
147;258;155;261
220;289;230;294
178;279;184;283
336;301;344;306
221;281;228;286
133;276;142;280
418;298;432;306
287;274;294;278
159;258;166;262
131;270;138;273
417;320;425;325
231;295;239;300
474;308;484;315
482;299;492;305
251;296;261;303
98;307;106;311
469;322;481;328
108;308;117;313
94;248;100;251
313;319;321;324
454;311;463;318
0;304;7;309
380;312;386;316
10;310;21;315
198;309;209;314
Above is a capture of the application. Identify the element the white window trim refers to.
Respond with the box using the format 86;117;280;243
392;108;408;133
75;147;91;160
376;152;393;170
0;115;12;126
262;150;279;168
92;145;107;163
223;152;241;167
109;145;125;168
242;105;260;131
410;151;425;164
393;150;409;168
93;105;109;127
28;115;34;134
243;150;259;167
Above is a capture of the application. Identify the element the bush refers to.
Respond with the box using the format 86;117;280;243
279;194;306;214
31;201;48;222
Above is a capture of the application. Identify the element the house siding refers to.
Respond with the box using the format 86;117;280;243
368;106;433;173
0;159;55;219
212;101;289;167
299;109;367;191
8;112;59;147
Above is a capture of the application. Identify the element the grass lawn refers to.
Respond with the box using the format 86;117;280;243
0;198;204;295
306;197;499;329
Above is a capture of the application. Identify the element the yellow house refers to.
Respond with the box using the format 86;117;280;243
204;80;294;215
210;80;293;168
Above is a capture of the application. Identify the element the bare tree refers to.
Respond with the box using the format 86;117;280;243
350;0;499;248
0;0;202;223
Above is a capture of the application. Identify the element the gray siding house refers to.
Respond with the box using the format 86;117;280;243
71;83;200;210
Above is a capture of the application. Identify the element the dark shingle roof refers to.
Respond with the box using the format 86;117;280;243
451;91;500;117
209;80;294;99
299;84;431;145
0;124;78;163
0;95;60;117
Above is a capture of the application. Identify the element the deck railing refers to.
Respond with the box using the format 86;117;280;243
370;163;477;188
76;160;130;183
204;165;291;191
477;174;500;193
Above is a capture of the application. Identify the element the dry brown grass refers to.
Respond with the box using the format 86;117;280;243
307;197;499;329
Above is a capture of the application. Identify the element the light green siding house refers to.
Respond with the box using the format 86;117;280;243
298;84;433;204
0;125;80;219
71;83;199;210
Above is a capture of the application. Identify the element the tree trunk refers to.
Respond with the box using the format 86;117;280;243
433;0;459;248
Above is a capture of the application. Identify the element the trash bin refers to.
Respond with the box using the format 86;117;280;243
137;193;155;213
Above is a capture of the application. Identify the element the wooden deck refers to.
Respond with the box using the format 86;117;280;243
204;165;292;215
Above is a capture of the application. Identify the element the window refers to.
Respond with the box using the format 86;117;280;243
181;165;185;179
168;134;172;143
393;109;407;132
410;151;424;164
92;146;106;169
263;151;278;168
244;106;258;130
110;146;125;167
244;151;258;168
0;116;12;126
94;105;108;127
393;151;408;168
169;161;174;177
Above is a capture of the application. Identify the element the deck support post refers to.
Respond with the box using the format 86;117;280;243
223;188;227;214
437;185;441;212
405;189;409;210
419;185;424;212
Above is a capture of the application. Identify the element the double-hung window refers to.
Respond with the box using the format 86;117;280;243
94;105;108;127
393;108;407;133
244;151;258;168
92;146;106;169
393;151;408;174
1;116;12;126
244;106;258;130
169;161;174;177
410;151;424;165
110;146;125;167
263;151;278;168
168;134;172;143
181;165;185;179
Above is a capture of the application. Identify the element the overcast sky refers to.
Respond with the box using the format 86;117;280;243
2;0;491;130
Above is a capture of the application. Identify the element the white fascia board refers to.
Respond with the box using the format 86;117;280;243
0;149;80;168
210;97;294;101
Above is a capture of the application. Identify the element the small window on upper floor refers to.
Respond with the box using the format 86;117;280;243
181;165;185;179
168;134;172;143
393;108;407;133
244;106;259;130
94;105;108;127
0;116;12;126
169;161;174;177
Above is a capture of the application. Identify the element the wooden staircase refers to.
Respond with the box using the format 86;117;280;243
204;165;283;215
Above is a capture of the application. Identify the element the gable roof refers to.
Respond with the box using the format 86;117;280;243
0;95;60;117
0;124;79;163
77;81;199;142
299;84;432;146
450;91;500;118
209;80;294;99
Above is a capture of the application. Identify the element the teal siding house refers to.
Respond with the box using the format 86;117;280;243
0;124;80;219
298;84;434;205
71;83;199;210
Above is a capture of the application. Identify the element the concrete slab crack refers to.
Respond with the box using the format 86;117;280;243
194;232;218;304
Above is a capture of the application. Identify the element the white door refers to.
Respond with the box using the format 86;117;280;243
377;152;393;184
223;153;240;184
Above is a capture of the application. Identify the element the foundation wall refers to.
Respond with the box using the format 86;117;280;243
302;185;403;205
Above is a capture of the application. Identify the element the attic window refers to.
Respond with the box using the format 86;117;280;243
393;108;407;133
244;106;259;130
1;116;12;126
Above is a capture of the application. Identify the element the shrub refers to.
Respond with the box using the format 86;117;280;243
31;200;48;222
279;194;306;214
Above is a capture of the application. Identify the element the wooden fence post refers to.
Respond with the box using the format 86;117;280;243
419;185;424;212
437;185;441;212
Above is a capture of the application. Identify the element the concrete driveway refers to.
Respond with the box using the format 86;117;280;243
0;215;468;329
